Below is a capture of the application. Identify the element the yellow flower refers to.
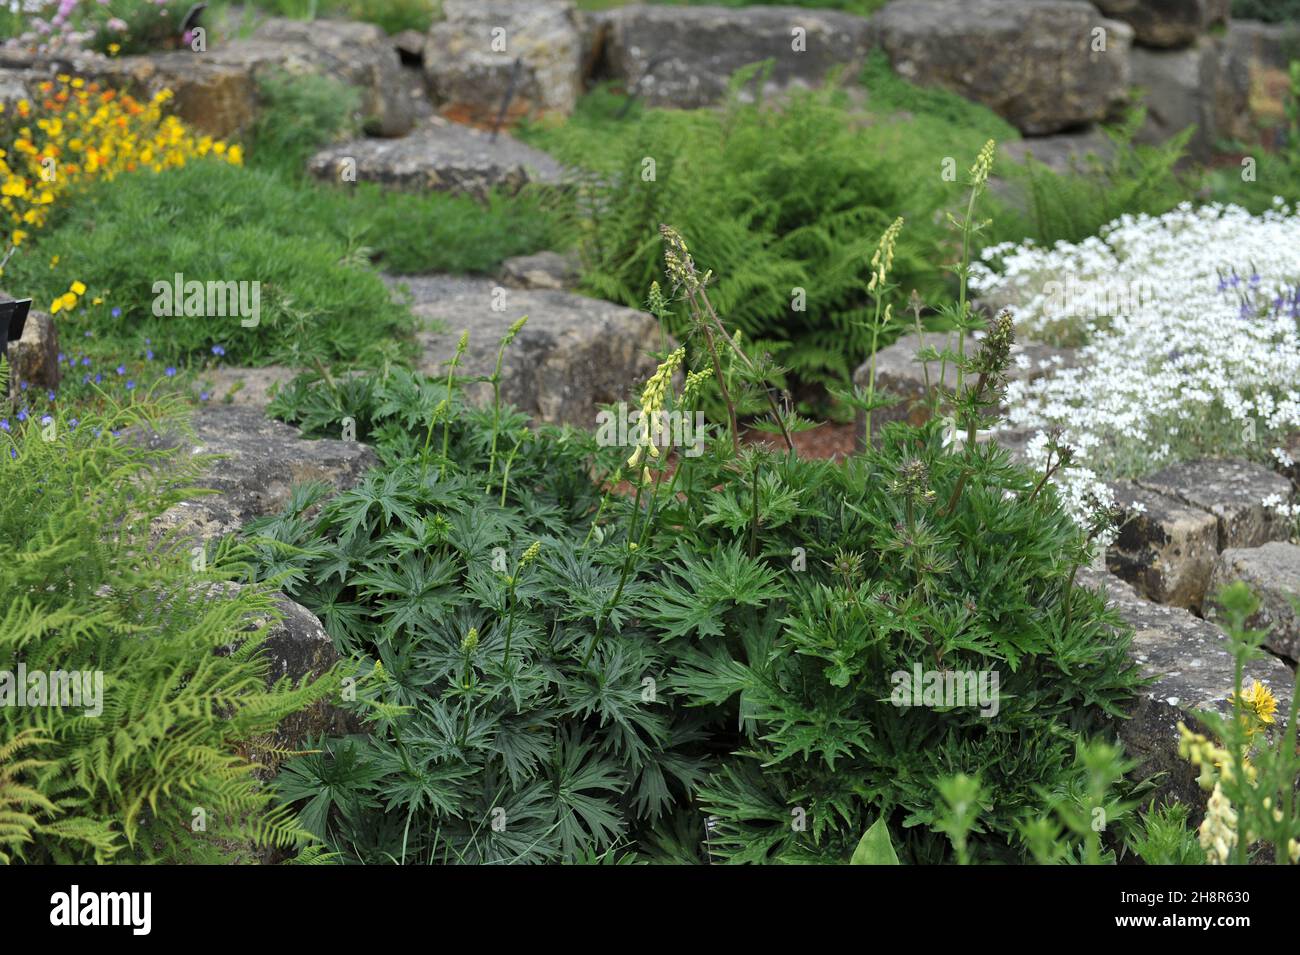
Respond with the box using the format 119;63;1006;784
627;347;685;468
70;280;86;296
59;292;77;311
1232;680;1278;726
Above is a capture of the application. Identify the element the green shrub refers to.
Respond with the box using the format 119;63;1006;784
249;71;361;176
0;369;333;863
252;168;1141;864
246;363;710;863
1231;0;1300;24
0;161;414;369
238;0;441;34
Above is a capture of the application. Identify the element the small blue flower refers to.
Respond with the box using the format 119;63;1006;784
82;373;91;384
46;390;55;402
57;352;66;363
81;356;90;366
126;380;135;391
69;418;78;430
40;415;52;426
8;448;15;460
165;367;176;377
84;330;93;337
116;365;126;375
94;373;102;384
211;345;226;357
110;307;121;318
16;409;28;423
145;349;154;361
199;391;211;401
0;420;8;432
18;381;27;392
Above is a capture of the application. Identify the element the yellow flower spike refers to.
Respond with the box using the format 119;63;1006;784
969;139;996;187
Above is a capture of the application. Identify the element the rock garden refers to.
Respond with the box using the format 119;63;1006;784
2;0;1300;870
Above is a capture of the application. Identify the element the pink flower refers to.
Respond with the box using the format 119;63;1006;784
107;17;128;32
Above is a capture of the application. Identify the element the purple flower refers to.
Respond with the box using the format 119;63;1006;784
110;308;121;318
145;349;154;361
18;381;27;392
16;409;28;422
94;373;103;384
116;365;126;375
165;367;177;377
211;345;226;357
8;448;15;460
126;380;135;391
199;391;210;401
46;390;55;402
81;356;90;366
0;420;8;432
40;415;52;426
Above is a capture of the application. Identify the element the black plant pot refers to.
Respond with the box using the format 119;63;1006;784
0;298;32;369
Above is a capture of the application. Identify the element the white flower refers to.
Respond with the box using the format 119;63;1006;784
976;203;1300;526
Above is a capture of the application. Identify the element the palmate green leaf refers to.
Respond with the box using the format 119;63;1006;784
851;817;901;865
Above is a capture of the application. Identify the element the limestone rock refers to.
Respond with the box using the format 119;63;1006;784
308;119;566;199
5;307;59;396
426;0;582;125
870;0;1132;135
1106;480;1219;609
593;3;876;109
1206;542;1300;661
1000;129;1117;175
141;405;376;546
1129;37;1245;162
1136;459;1293;551
196;366;300;409
17;17;416;140
1081;568;1295;812
1092;0;1229;49
499;250;580;290
395;275;666;428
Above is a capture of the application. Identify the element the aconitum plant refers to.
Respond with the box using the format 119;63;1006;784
972;201;1300;526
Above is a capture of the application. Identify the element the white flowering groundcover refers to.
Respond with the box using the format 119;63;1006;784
971;201;1300;526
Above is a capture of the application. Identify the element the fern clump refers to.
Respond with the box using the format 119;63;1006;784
526;72;958;389
0;370;336;863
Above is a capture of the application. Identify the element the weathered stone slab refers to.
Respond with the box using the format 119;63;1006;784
426;0;582;125
591;3;876;109
499;250;580;290
1136;459;1293;551
6;17;416;139
308;119;566;198
1106;480;1220;609
869;0;1132;135
1093;0;1228;49
1081;568;1295;812
196;366;299;409
1129;37;1245;162
140;405;376;546
3;306;59;397
396;276;665;428
1207;542;1300;662
1000;129;1117;175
